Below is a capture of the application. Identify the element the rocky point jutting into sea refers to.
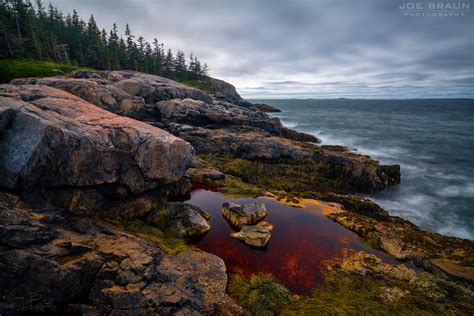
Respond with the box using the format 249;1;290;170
1;71;473;315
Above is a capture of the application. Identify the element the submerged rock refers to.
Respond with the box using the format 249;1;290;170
221;202;268;228
231;225;272;248
147;202;212;237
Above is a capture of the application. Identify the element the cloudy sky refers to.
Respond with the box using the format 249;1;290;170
54;0;474;98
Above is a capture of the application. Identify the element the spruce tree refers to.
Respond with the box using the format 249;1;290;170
0;0;210;81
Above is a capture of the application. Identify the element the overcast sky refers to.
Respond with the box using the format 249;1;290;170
53;0;474;98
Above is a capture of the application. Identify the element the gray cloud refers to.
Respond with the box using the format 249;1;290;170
53;0;474;98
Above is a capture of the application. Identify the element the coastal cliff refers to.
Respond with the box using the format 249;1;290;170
1;71;473;315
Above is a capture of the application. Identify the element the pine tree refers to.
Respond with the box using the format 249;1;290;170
174;49;186;78
84;15;101;68
152;38;163;75
108;23;120;69
125;23;138;70
137;35;146;72
163;48;174;78
0;0;210;80
69;9;84;64
202;63;209;76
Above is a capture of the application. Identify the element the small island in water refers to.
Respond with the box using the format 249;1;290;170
0;1;473;315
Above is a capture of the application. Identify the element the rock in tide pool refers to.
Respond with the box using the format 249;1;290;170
221;202;268;228
255;221;274;232
231;225;272;248
147;202;211;237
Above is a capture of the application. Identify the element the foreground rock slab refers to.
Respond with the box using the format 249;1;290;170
0;84;194;211
0;192;242;315
231;225;272;248
221;202;268;228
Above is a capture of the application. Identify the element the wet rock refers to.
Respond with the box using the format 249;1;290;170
251;103;282;112
231;225;272;248
320;193;392;221
147;202;211;237
325;197;474;283
221;202;268;228
430;258;474;282
69;242;94;255
255;221;274;232
320;147;401;191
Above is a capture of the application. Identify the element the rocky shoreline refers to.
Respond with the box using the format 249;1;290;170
1;70;473;315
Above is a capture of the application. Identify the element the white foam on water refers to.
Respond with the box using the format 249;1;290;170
275;106;474;240
309;130;408;163
436;183;474;198
281;120;300;129
374;190;474;240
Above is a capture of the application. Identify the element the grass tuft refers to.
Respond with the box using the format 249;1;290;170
0;58;93;83
228;273;293;315
177;77;214;93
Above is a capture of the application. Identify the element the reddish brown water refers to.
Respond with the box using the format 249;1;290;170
184;188;402;295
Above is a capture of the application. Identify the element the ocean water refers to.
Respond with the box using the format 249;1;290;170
250;99;474;240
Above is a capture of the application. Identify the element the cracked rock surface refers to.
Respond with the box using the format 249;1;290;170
0;192;242;315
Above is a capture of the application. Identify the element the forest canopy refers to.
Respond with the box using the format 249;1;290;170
0;0;209;81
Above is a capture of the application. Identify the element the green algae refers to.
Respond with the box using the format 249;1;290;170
107;217;195;255
199;154;351;196
208;175;264;198
228;269;474;316
227;273;293;316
